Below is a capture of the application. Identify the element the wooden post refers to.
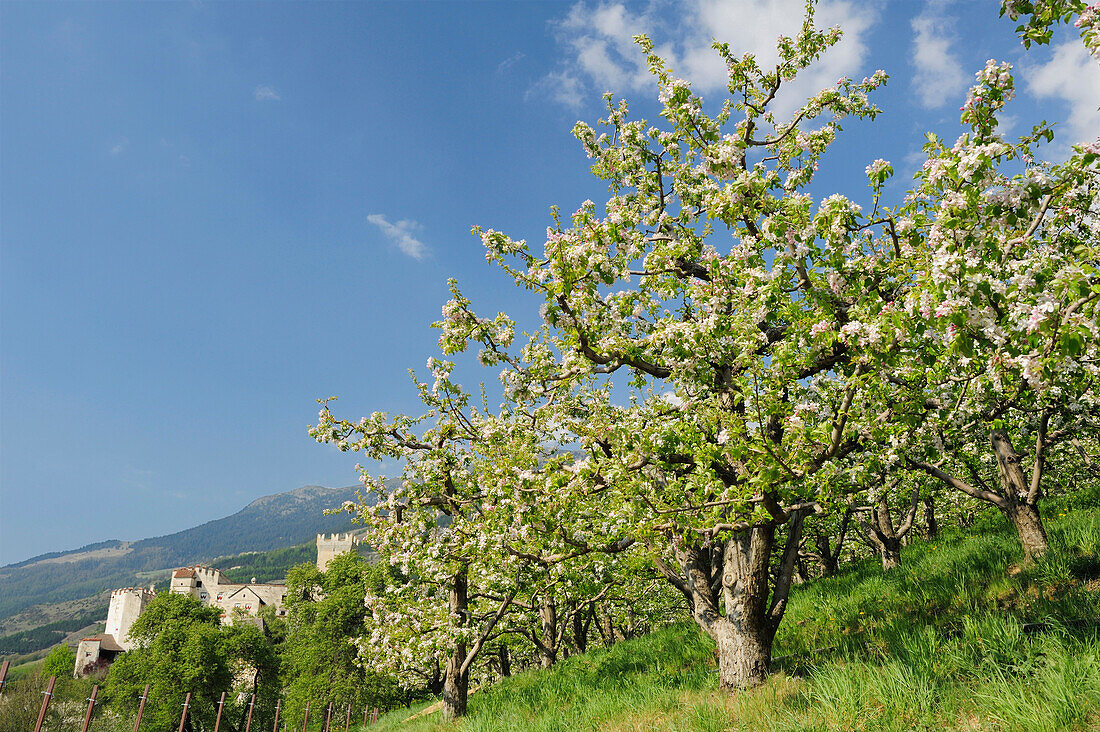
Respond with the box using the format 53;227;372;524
323;701;333;732
370;708;379;724
80;684;100;732
214;691;228;732
364;706;369;727
300;701;310;732
344;703;351;732
245;693;256;732
32;676;56;732
0;659;9;698
272;699;281;732
133;684;150;732
178;691;192;732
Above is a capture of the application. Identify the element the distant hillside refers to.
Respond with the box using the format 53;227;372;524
0;484;367;621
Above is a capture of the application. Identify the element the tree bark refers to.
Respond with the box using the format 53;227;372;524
858;481;920;571
570;602;590;655
441;569;469;721
538;596;557;668
713;617;772;690
991;429;1049;559
671;508;804;690
923;495;938;540
497;644;510;679
1003;502;1049;561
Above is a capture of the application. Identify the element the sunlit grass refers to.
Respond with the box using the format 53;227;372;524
364;507;1100;731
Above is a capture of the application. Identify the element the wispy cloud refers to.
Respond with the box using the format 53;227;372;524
253;84;281;102
367;214;428;259
526;70;586;109
1025;40;1100;146
497;51;526;74
909;5;968;109
109;137;129;156
536;0;877;119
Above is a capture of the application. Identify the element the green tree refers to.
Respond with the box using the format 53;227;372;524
281;552;401;726
103;593;230;731
41;643;76;679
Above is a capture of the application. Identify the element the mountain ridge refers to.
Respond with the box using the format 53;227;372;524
0;484;364;621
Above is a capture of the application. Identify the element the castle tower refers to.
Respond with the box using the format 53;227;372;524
104;587;155;651
170;565;222;603
316;533;359;571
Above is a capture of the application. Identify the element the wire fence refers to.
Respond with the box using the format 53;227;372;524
0;663;385;732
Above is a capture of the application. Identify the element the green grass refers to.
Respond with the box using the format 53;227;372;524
371;508;1100;731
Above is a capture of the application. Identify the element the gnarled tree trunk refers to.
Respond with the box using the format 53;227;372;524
537;596;557;668
858;481;920;571
991;429;1049;560
660;506;806;690
441;570;469;722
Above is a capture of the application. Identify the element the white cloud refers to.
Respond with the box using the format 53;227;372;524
253;84;281;102
367;214;429;259
527;70;586;109
1025;40;1100;146
909;7;968;108
109;138;129;156
539;0;877;119
497;51;526;74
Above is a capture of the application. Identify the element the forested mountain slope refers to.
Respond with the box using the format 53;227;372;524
0;484;366;621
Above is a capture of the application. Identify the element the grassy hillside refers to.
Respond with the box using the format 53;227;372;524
373;506;1100;731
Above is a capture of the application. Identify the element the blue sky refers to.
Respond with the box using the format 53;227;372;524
2;0;1097;565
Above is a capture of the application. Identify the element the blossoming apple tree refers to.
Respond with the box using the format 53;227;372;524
437;5;920;689
889;54;1100;560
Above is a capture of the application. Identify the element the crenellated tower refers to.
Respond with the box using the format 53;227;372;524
316;533;359;571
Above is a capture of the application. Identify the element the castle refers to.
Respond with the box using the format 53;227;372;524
74;533;359;676
316;532;359;571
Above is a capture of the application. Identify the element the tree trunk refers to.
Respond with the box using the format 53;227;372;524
498;644;510;678
670;512;800;691
991;429;1049;560
538;596;557;668
713;618;772;690
923;496;938;540
571;603;588;655
880;539;901;571
426;660;444;696
441;569;469;721
1004;502;1049;561
595;606;617;647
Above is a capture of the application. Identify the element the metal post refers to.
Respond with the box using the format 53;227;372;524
300;701;310;732
245;693;256;732
133;684;150;732
33;676;56;732
178;691;192;732
272;699;281;732
80;684;100;732
0;659;9;698
344;703;351;732
214;691;227;732
323;701;333;732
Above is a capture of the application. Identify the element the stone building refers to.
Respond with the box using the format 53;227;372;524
169;565;288;622
74;587;155;676
315;532;360;571
74;532;361;677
